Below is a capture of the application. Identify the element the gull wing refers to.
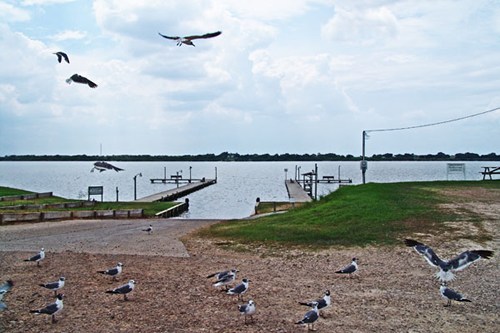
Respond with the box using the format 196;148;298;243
158;33;179;40
404;239;444;268
185;31;221;40
447;250;494;272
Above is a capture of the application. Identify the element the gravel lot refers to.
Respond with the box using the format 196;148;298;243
0;188;499;332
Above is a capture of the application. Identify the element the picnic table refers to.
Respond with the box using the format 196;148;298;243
480;166;500;180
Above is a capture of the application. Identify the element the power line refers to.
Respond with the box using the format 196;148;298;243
365;106;500;133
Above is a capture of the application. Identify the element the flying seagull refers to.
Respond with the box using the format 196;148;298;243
24;248;45;266
237;299;256;325
295;301;319;331
106;279;136;301
142;225;153;234
299;290;331;316
227;278;250;301
91;161;124;173
0;280;14;311
53;51;70;64
213;269;238;291
30;293;64;324
158;31;222;47
440;284;471;307
335;258;358;276
39;277;65;296
98;262;123;281
404;239;494;283
66;74;98;88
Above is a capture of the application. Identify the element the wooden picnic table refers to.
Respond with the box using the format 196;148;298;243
480;166;500;180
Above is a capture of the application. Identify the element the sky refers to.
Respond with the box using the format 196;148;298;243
0;0;499;157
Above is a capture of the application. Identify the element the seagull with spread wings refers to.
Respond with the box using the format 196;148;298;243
158;31;221;47
53;51;70;64
66;74;98;88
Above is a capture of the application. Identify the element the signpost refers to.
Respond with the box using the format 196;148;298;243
88;186;104;202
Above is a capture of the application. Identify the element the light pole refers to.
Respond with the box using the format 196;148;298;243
284;168;288;182
133;173;142;200
189;166;192;183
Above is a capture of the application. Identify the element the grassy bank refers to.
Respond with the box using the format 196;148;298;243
197;181;500;247
0;186;177;217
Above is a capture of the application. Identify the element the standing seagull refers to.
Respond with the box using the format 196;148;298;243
53;51;70;64
142;225;153;234
30;293;64;324
158;31;222;47
404;239;494;283
227;278;250;300
39;277;65;296
213;269;238;291
237;299;256;324
295;301;319;331
299;290;331;315
24;248;45;266
98;262;123;281
440;284;471;307
66;74;98;88
106;279;135;301
335;258;358;277
0;280;14;311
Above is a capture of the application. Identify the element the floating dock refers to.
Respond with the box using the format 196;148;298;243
135;179;216;202
285;180;313;202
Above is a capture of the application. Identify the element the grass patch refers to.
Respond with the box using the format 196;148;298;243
197;180;500;248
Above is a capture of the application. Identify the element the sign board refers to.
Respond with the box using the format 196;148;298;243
447;163;465;180
88;186;104;201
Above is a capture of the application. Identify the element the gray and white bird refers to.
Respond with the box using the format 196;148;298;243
53;51;70;64
98;262;123;281
30;293;64;324
24;248;45;266
142;225;153;234
299;289;331;315
213;269;238;290
404;239;494;283
66;74;98;88
158;31;222;47
335;258;358;276
227;278;250;300
106;279;135;301
440;284;471;307
238;299;256;324
295;301;319;331
0;280;14;311
39;277;65;296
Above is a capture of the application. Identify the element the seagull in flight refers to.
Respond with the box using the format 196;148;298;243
440;284;471;307
295;301;319;331
106;279;136;301
24;248;45;266
335;258;358;277
299;290;331;316
53;51;70;64
98;262;123;281
30;293;64;324
227;278;250;301
39;277;65;296
66;74;98;88
237;299;256;324
404;239;494;283
158;31;222;47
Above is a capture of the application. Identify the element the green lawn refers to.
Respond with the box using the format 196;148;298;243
196;181;500;248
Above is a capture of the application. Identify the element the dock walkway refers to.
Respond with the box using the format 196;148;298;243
135;179;216;202
285;180;312;202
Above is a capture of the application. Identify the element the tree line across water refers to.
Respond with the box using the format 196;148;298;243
0;152;498;162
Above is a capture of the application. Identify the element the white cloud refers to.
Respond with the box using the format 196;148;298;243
50;30;87;41
0;2;30;22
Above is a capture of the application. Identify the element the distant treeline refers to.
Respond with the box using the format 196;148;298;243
0;152;499;162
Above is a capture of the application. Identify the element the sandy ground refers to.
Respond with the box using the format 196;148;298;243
0;190;499;333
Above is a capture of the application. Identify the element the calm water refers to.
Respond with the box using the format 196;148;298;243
0;161;492;219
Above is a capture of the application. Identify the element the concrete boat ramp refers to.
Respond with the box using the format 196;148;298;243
135;179;216;202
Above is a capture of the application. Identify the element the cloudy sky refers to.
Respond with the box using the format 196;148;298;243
1;0;499;157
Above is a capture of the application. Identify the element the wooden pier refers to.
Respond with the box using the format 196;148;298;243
285;180;313;202
135;179;216;202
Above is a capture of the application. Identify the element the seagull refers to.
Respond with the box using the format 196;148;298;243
91;161;124;172
158;31;222;47
30;293;64;324
295;301;319;331
66;74;98;88
53;51;70;64
238;299;256;324
299;290;331;315
227;278;250;300
0;280;14;311
24;248;45;266
142;225;153;234
106;279;135;301
404;239;494;283
98;262;123;281
39;277;65;296
440;284;471;307
213;269;238;291
335;258;358;276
